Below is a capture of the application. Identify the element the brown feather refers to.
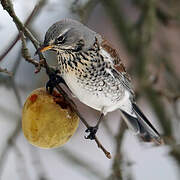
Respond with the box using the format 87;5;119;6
101;39;131;81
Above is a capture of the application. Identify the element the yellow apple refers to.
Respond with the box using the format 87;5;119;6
22;87;79;148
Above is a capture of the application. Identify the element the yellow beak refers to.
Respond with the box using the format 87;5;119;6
39;45;53;52
35;45;53;55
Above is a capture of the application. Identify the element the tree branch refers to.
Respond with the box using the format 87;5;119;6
0;120;21;178
0;0;46;62
1;0;40;48
108;121;126;180
1;0;111;159
0;67;13;76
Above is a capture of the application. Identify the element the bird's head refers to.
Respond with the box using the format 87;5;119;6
38;19;101;54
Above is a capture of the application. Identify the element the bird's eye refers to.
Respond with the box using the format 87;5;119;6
56;35;66;44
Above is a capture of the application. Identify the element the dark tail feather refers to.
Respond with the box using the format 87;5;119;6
120;103;163;144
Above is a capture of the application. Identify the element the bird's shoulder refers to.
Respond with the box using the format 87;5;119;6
99;38;134;96
100;39;131;80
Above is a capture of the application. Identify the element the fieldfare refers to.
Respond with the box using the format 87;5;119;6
38;19;162;144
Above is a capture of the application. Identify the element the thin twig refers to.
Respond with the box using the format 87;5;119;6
30;147;49;180
21;33;43;72
1;0;39;47
154;88;180;102
1;0;111;159
57;148;105;179
0;0;46;62
55;84;111;159
0;67;13;76
0;120;21;178
13;143;31;180
108;121;125;180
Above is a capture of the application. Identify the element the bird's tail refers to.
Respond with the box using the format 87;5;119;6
119;102;163;144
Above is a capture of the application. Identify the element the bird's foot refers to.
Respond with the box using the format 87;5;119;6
85;126;98;140
46;67;65;94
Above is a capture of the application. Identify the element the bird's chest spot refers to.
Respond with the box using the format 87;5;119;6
58;50;125;105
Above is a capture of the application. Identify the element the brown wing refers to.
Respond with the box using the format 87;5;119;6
101;39;134;96
101;40;124;65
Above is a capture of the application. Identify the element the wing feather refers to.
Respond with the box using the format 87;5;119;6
101;39;134;96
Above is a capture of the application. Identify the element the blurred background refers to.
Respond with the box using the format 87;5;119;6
0;0;180;179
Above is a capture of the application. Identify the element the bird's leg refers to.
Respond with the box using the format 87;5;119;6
85;111;104;140
46;66;66;94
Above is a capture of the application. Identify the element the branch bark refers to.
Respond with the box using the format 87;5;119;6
1;0;111;159
0;0;46;62
108;121;126;180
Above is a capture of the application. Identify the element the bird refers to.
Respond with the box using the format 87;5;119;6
38;18;163;144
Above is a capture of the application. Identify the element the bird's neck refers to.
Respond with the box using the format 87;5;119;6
56;41;102;75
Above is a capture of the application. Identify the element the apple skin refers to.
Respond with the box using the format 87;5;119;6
22;88;79;148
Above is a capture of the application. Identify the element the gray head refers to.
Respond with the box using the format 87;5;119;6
40;19;102;53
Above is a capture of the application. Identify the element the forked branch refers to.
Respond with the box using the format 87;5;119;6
1;0;111;159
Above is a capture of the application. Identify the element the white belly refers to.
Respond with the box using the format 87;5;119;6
63;73;132;115
64;74;110;110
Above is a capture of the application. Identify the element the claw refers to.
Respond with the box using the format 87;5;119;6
85;126;98;140
46;68;66;94
46;79;55;94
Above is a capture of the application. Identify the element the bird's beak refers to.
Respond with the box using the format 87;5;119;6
39;45;53;52
35;45;53;55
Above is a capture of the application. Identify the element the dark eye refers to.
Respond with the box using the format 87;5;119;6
56;35;66;44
